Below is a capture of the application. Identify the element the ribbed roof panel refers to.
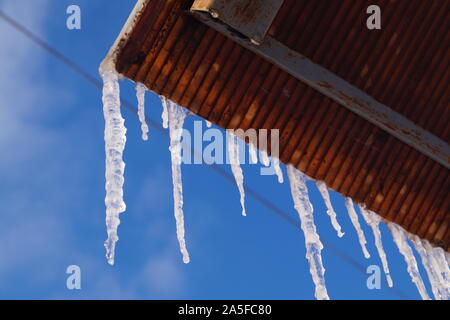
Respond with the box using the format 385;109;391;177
114;0;449;250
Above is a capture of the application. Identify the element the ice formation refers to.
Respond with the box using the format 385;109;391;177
98;53;449;299
248;143;258;164
97;0;149;265
388;223;430;299
136;82;149;141
259;149;283;183
315;181;344;238
260;150;270;167
359;207;393;287
167;99;190;264
344;198;370;259
410;235;449;300
100;69;127;265
273;157;284;184
98;76;450;298
160;95;169;129
227;131;247;216
287;165;329;300
422;240;450;299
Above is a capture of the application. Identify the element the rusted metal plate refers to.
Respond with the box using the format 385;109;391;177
189;8;450;169
191;0;284;44
111;0;450;251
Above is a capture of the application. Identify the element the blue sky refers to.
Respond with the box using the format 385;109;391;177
0;0;434;300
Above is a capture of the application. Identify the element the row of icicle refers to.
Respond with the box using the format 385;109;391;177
100;72;450;300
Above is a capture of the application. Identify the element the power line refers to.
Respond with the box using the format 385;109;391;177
0;10;411;300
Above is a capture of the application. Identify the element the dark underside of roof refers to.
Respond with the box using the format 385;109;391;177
114;0;449;250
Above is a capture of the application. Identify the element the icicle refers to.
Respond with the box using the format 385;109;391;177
429;246;450;291
273;157;284;184
248;143;258;164
136;83;149;141
101;70;127;265
315;181;344;238
344;198;370;259
227;131;246;216
167;99;190;264
410;235;446;300
259;149;282;183
287;165;329;300
205;120;212;128
360;207;392;287
423;241;450;299
260;150;270;167
388;223;430;299
160;95;169;129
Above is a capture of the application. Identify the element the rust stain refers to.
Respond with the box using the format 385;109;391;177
115;0;450;251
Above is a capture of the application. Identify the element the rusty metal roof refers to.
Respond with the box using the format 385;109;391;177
110;0;449;250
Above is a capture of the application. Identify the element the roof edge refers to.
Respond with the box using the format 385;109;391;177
99;0;150;76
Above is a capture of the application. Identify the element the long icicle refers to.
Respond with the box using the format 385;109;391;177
287;165;329;300
227;131;246;216
360;207;393;287
315;181;344;238
167;99;190;264
101;70;127;265
344;198;370;259
410;235;444;299
136;83;149;141
388;223;430;299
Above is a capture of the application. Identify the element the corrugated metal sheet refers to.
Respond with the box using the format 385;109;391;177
113;0;449;250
